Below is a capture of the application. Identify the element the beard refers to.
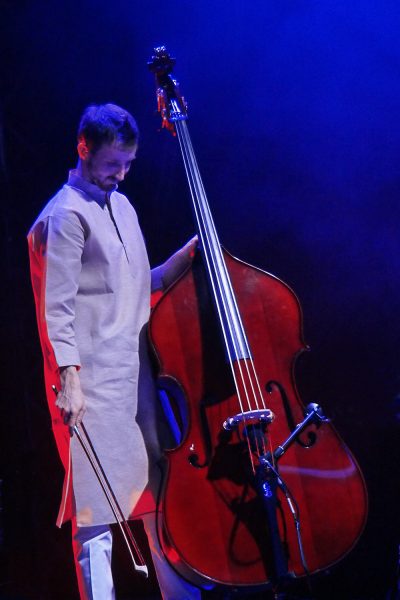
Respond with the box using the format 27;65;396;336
86;157;118;192
93;178;117;192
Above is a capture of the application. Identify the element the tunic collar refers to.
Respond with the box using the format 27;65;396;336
67;169;118;206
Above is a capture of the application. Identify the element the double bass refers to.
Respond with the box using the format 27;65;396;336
147;47;367;592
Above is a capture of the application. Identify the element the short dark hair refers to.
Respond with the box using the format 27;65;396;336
77;103;139;153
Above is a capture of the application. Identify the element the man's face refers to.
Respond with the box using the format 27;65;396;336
84;142;137;192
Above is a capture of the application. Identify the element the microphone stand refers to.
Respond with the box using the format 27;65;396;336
255;403;329;584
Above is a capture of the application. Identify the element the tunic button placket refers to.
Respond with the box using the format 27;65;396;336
105;192;130;264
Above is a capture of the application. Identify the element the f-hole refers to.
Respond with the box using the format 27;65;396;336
266;380;317;449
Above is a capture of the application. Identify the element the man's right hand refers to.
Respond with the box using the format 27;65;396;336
56;366;86;432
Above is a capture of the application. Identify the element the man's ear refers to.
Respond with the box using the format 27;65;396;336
77;138;90;160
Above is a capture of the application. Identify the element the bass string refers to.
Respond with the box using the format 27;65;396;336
176;119;266;415
177;122;265;406
175;116;273;468
174;119;253;456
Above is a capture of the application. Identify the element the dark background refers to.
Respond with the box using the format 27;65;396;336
0;1;399;598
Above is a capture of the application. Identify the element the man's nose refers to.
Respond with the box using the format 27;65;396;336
115;168;126;182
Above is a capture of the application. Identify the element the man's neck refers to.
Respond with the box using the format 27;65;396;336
75;159;87;181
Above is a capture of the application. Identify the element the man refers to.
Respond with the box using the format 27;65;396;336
28;103;201;599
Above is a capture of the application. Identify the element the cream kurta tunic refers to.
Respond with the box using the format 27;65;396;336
28;171;161;527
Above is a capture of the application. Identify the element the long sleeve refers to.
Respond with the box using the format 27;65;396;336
150;237;197;293
28;210;85;368
150;265;163;292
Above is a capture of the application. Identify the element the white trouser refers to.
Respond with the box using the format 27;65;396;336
72;523;115;600
72;515;202;600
